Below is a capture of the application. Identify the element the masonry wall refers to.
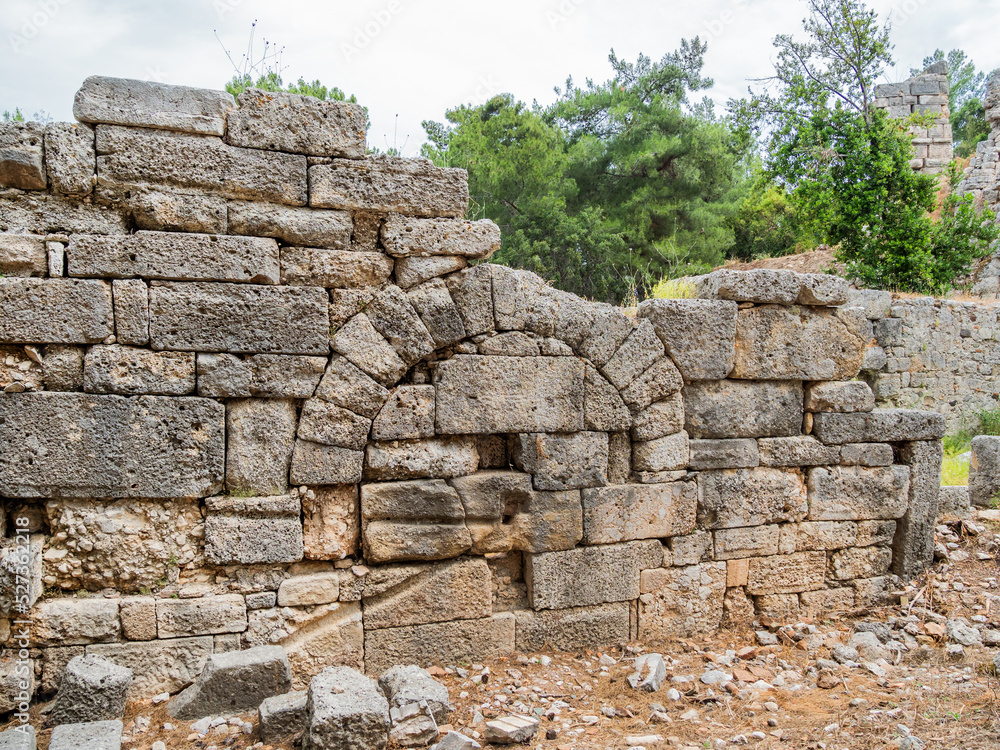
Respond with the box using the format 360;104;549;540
0;77;945;709
873;61;953;176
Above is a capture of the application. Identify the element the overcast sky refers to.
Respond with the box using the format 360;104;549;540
2;0;997;156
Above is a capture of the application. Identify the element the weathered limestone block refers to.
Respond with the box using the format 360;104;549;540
365;285;435;365
731;306;867;380
86;636;214;698
477;331;539;357
69;231;279;284
227;88;366;157
48;654;132;726
31;598;120;646
330;288;377;330
96;125;307;205
303;485;360;560
315;356;389;419
298;399;371;450
280;247;393;287
332;314;408;387
128;189;226;234
111;279;149;346
583;363;632;432
83;345;194;395
892;440;943;579
119;597;156;641
632;431;689;472
0;278;113;343
435;355;584;434
303;666;390;750
363;614;514;675
363;558;491;630
205;496;304;565
582;481;696;544
379;664;451;731
830;546;893;581
196;353;325;398
746;551;826;595
40;346;84;391
697;467;808;529
365;437;479;481
395;255;466;289
804;381;875;413
361;479;471;562
513;432;609;490
0;123;45;190
754;593;800;620
0;393;224;498
845;288;892;319
857;520;897;546
290;442;365;485
637;298;737;380
0;190;127;235
226;399;298;494
812;409;946;444
576;304;634;368
684;380;803;438
310;156;469;217
514;602;631;651
669;532;713;566
631;394;684;442
713;525;780;560
601;320;664;390
168;645;291;720
619;357;684;414
787;521;859;551
638;562;726;638
0;534;42;614
0;726;34;750
277;602;364;687
259;691;308;743
381;216;500;259
688;439;759;470
839;442;894;467
0;235;46;276
279;571;339;607
694;269;849;305
149;282;328;354
229;202;352;248
446;265;494;337
970;435;1000;507
796;273;851;305
407;279;467;347
525;540;662;610
373;386;435;441
156;594;247;638
758;436;840;467
48;720;122;750
75;76;235;135
807;465;910;521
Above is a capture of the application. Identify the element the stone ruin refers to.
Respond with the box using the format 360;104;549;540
873;61;953;176
0;76;946;708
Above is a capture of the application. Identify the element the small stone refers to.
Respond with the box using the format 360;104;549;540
627;653;667;692
152;693;169;705
484;715;539;744
666;688;681;701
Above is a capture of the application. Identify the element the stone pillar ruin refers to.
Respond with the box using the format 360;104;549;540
873;61;953;175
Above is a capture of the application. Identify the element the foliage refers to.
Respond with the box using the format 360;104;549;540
940;406;1000;486
940;454;969;486
2;108;24;122
727;175;818;260
952;97;991;159
649;278;696;299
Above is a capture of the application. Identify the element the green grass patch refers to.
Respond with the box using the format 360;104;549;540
941;454;970;486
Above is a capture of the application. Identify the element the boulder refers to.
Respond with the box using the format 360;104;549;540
48;655;132;726
259;691;308;743
303;666;391;750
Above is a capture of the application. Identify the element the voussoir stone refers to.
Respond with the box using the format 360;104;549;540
372;385;435;440
314;355;390;419
332;314;408;387
381;215;500;259
0;278;113;344
637;298;737;380
684;380;802;438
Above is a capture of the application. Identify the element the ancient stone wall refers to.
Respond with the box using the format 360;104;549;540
0;77;944;707
873;61;953;176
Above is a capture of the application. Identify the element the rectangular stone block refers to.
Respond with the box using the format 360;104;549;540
83;345;195;395
0;235;46;276
788;520;859;551
112;279;149;346
119;596;157;641
280;247;393;287
632;431;689;472
381;216;500;259
582;481;696;544
365;437;479;481
637;298;737;380
298;399;372;450
714;525;780;559
514;603;630;652
434;355;584;434
0;393;224;498
689;439;759;470
227;399;298;495
290;442;365;485
746;551;826;594
839;442;894;467
156;594;247;638
363;613;514;675
372;385;435;441
758;436;840;467
96;125;307;205
44;122;95;195
149;282;329;355
800;587;855;614
697;468;808;529
204;496;304;565
228;202;352;248
303;485;360;560
30;597;120;646
196;353;326;398
68;231;280;284
812;409;946;444
125;188;226;234
87;636;212;698
0;122;45;190
226;88;366;156
638;562;726;638
892;440;942;579
804;381;875;413
513;432;608;490
0;191;127;235
525;540;662;610
631;393;684;441
684;380;803;438
75;76;235;135
309;157;469;217
807;465;910;521
0;278;113;343
830;546;892;581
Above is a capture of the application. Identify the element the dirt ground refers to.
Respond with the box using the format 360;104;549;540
11;510;1000;750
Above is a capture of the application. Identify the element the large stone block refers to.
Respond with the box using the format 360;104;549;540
632;431;689;472
446;265;494;337
205;496;304;565
758;436;840;467
156;594;247;638
525;540;662;610
83;345;194;395
331;314;408;387
303;485;360;560
226;399;298;495
0;278;113;344
280;247;393;287
291;442;365;485
96;125;307;205
638;562;726;638
584;363;632;431
128;189;227;234
74;76;235;135
48;720;121;750
0;235;46;276
407;279;467;348
807;465;910;521
364;285;435;365
365;438;479;481
112;279;149;346
731;306;867;380
381;216;500;259
196;353;326;398
395;256;468;291
514;602;631;651
372;386;435;441
280;602;364;688
227;88;366;157
149;281;328;354
0;122;45;190
683;380;803;438
48;654;132;726
314;356;390;419
228;202;353;248
601;320;664;390
434;355;584;434
0;393;223;498
892;440;942;579
713;525;780;559
582;481;696;544
513;432;608;490
688;438;759;470
31;598;120;646
697;467;808;529
310;157;469;217
363;614;514;674
619;357;684;414
303;666;390;750
969;435;1000;507
576;304;634;368
631;394;684;442
804;381;875;413
637;298;737;380
44;122;94;195
746;551;826;595
830;546;892;581
68;232;279;284
298;400;372;450
0;191;127;235
86;636;214;698
811;409;946;444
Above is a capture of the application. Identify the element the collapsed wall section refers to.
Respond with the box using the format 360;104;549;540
0;77;944;704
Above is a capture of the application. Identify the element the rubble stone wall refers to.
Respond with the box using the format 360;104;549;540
0;77;944;704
